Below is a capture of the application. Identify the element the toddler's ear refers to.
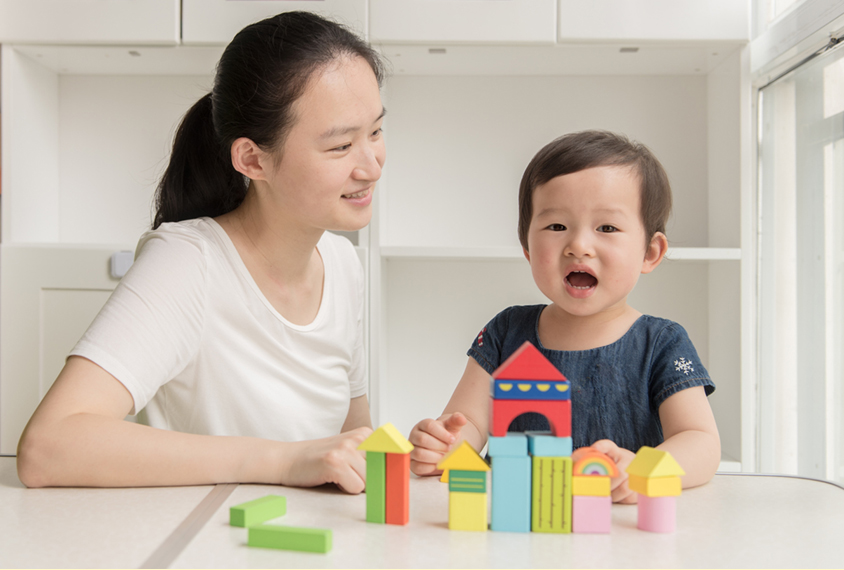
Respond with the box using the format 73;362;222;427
522;247;531;263
641;232;668;274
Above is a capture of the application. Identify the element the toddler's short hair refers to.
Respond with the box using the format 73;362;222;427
517;130;672;250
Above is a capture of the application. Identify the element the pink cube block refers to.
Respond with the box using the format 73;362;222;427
637;495;676;533
572;495;611;533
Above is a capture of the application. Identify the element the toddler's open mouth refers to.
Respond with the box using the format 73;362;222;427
566;270;598;290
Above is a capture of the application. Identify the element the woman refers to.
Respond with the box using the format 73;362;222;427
17;11;385;493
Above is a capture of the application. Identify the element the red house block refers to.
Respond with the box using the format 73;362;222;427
490;398;571;438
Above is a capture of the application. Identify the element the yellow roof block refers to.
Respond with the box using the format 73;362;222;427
357;423;414;454
437;441;490;472
625;446;685;478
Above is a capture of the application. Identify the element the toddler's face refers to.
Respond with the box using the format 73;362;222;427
524;165;664;319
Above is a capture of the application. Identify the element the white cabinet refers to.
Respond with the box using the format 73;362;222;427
369;0;556;44
0;0;179;44
558;0;749;42
181;0;367;45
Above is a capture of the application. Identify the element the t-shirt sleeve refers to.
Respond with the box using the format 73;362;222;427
70;228;208;414
467;307;512;375
648;322;715;410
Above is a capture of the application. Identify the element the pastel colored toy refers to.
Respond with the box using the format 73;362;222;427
487;433;529;458
572;475;611;496
637;495;676;533
492;341;568;381
358;423;414;525
573;450;620;478
572;495;611;533
527;432;572;457
247;524;332;553
625;446;684;497
490;456;531;533
531;456;572;533
490;398;571;438
492;380;571;401
438;441;491;531
229;495;287;528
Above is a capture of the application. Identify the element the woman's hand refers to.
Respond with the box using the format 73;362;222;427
408;413;468;476
575;439;638;504
280;426;372;494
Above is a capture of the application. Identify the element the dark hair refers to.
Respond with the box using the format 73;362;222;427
517;130;672;250
153;11;385;229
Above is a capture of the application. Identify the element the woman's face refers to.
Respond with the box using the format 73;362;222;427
263;55;386;233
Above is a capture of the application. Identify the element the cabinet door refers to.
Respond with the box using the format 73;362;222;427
0;0;179;44
182;0;367;45
0;245;122;454
369;0;557;44
558;0;749;42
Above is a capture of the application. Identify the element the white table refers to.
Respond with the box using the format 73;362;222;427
2;456;842;568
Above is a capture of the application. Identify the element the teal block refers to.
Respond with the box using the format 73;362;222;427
229;495;287;527
490;456;531;533
527;433;572;457
366;451;386;523
248;524;332;553
488;434;529;457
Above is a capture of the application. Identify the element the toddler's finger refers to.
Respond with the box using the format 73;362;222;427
412;430;453;453
442;412;468;435
420;419;459;447
410;446;447;466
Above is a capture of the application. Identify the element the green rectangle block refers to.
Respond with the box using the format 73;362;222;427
248;524;332;553
449;469;487;493
366;451;386;523
531;456;572;533
230;495;287;527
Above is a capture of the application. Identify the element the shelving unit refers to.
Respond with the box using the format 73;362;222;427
0;1;752;472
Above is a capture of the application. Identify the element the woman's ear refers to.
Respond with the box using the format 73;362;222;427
641;231;668;274
230;137;268;180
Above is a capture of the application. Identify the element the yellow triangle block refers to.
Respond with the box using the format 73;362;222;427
437;441;490;472
357;423;414;454
625;446;685;478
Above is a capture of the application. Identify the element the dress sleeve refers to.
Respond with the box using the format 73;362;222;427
466;308;512;375
648;321;716;410
69;228;208;414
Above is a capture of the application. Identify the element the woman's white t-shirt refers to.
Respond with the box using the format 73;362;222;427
70;218;366;442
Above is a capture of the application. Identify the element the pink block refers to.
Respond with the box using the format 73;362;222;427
637;495;676;533
572;495;611;533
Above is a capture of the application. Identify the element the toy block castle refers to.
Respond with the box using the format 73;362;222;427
358;423;414;525
437;441;491;531
626;446;684;533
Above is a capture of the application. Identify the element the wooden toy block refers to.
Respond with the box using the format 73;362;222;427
229;495;287;527
572;495;612;533
449;469;487;493
385;452;410;525
627;474;682;497
531;456;572;533
247;524;332;553
637;495;676;533
572;475;611;496
527;433;572;457
490;456;531;533
358;423;414;454
573;449;620;477
449;491;488;531
487;433;529;457
625;446;685;479
491;341;567;381
365;451;386;524
490;398;571;438
437;441;491;473
492;379;571;401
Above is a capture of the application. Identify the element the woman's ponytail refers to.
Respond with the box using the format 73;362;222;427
153;93;247;228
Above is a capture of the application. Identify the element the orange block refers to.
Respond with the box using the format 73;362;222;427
385;452;410;525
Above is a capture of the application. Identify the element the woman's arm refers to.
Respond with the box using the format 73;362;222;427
17;356;370;493
341;394;373;432
657;386;721;489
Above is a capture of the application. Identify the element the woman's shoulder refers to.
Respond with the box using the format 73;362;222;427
137;218;216;255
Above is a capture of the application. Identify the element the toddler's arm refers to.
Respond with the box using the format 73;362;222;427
409;357;490;476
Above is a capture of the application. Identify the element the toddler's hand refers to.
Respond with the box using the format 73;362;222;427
408;413;468;476
575;439;638;504
282;427;371;494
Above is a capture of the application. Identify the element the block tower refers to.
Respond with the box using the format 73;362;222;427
571;448;618;533
437;441;491;531
487;341;573;533
358;423;414;525
625;446;685;533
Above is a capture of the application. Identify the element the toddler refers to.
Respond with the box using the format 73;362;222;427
409;130;720;503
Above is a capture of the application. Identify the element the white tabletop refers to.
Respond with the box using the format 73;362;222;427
2;456;843;569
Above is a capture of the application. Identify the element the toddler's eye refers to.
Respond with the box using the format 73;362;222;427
546;224;566;231
598;225;618;233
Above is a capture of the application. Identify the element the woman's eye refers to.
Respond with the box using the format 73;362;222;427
547;224;566;231
332;143;351;152
598;225;618;233
372;127;383;137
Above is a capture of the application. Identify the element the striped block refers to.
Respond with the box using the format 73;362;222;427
490;456;531;533
248;524;332;553
449;469;487;493
229;495;287;527
531;456;572;533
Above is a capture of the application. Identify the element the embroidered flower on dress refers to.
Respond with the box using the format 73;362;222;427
674;357;695;375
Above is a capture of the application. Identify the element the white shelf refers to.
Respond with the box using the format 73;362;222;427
380;246;741;261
